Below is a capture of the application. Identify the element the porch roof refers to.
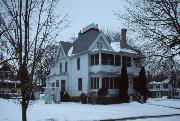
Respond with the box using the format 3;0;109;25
89;71;137;77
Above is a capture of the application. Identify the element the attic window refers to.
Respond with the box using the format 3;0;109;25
97;42;102;49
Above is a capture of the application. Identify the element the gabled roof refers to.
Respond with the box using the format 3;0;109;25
60;41;73;56
72;29;101;54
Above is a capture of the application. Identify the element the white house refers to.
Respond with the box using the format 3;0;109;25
45;23;144;104
148;79;171;98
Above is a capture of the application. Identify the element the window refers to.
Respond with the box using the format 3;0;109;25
115;55;121;66
61;80;65;91
102;77;120;89
163;83;168;89
78;78;82;91
101;53;114;65
77;57;80;70
65;61;68;73
148;84;153;89
133;58;141;67
95;54;99;65
122;56;132;67
91;54;99;65
56;80;59;87
59;63;62;73
126;57;132;67
105;77;109;89
97;42;103;49
91;77;99;89
114;77;119;89
110;77;113;89
52;82;55;87
102;77;106;89
156;84;160;89
91;55;94;65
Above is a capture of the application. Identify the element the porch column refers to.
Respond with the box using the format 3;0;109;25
99;76;102;89
99;52;101;65
131;57;134;68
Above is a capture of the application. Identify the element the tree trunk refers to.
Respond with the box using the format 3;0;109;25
22;103;27;121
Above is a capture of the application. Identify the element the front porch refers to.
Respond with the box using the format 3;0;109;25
89;73;135;96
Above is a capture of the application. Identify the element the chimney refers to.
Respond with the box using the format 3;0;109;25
78;30;81;37
120;28;127;48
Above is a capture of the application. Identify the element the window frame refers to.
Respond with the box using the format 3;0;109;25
115;55;121;66
61;80;65;91
77;57;80;70
59;63;62;73
65;61;68;73
78;78;82;91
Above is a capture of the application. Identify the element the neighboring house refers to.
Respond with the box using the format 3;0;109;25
0;62;21;98
0;62;40;99
45;23;145;104
148;79;171;98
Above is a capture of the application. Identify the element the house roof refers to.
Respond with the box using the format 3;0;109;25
60;41;73;56
57;24;145;59
72;29;101;54
0;62;14;72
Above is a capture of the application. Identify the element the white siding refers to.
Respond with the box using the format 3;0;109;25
69;54;89;96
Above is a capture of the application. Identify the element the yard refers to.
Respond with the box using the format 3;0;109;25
0;97;180;121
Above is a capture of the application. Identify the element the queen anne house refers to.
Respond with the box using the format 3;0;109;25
45;23;144;104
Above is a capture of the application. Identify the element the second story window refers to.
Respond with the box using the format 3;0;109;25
115;55;121;66
65;61;68;73
163;83;168;89
122;56;132;67
101;53;114;65
133;57;141;68
77;57;80;70
91;54;99;65
126;57;132;67
59;63;62;73
56;80;59;87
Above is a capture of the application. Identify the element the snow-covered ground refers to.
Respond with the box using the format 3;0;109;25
0;97;180;121
147;98;180;108
126;116;180;121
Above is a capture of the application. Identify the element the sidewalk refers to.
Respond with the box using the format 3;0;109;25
101;114;180;121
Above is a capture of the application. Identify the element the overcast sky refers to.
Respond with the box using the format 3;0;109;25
60;0;125;41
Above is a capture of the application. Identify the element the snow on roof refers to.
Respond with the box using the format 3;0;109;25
0;80;21;84
149;78;170;84
110;42;137;54
68;46;74;56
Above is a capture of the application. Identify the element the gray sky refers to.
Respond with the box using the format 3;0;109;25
60;0;125;41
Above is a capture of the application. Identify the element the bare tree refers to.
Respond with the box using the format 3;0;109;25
0;0;70;121
34;44;60;93
115;0;180;58
115;0;180;98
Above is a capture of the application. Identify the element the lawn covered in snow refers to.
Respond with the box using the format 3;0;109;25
0;98;180;121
